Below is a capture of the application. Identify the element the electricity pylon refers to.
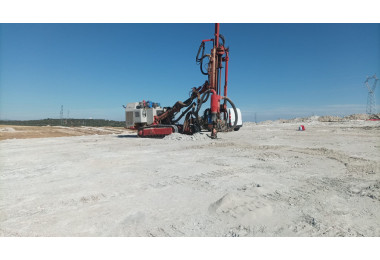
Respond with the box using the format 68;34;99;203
364;75;378;115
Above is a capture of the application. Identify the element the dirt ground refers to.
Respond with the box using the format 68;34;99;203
0;119;379;236
0;125;125;141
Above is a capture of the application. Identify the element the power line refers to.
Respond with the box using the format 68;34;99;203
364;74;378;115
60;105;64;125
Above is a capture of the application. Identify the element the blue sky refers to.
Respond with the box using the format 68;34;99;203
0;23;379;122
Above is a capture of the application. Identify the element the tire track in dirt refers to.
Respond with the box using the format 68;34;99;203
287;147;379;175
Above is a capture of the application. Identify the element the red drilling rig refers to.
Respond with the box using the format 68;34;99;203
125;23;241;138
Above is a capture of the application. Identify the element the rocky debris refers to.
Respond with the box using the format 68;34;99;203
318;116;343;122
258;113;380;125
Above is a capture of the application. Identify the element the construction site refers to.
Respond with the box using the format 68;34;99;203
0;114;379;236
0;23;379;237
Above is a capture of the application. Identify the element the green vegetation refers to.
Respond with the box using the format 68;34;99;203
0;118;125;127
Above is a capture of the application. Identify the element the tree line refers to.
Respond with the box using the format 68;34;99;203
0;118;125;127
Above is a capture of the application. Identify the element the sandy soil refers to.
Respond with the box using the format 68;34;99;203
0;125;125;141
0;119;379;236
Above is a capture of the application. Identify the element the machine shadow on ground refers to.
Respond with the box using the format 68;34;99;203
117;134;138;138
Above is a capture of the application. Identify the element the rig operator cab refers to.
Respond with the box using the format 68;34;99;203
125;100;164;129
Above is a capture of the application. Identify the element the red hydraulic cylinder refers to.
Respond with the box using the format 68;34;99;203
211;92;220;114
210;89;220;123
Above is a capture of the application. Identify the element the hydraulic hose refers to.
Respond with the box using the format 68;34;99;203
220;96;238;131
199;54;210;75
172;101;196;123
196;42;205;63
182;89;212;128
196;34;225;76
196;90;211;114
219;34;225;47
196;41;210;76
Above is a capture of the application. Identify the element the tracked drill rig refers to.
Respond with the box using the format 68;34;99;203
126;23;239;139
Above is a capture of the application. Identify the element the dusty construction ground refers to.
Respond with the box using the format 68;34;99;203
0;120;379;236
0;125;125;141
